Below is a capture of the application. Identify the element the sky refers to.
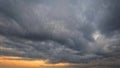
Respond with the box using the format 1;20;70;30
0;0;120;68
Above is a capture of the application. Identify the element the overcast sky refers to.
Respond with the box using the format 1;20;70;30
0;0;120;65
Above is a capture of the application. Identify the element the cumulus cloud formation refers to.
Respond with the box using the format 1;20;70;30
0;0;120;63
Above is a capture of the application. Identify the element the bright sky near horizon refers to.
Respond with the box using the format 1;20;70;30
0;56;69;68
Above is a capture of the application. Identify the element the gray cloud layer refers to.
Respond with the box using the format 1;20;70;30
0;0;120;63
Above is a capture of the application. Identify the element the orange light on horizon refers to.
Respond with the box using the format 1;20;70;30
0;56;69;68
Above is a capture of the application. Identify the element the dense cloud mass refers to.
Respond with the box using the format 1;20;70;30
0;0;120;63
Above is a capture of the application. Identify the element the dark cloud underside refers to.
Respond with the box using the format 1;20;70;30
0;0;120;64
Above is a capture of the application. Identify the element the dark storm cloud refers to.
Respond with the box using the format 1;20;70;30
0;0;120;64
97;0;120;36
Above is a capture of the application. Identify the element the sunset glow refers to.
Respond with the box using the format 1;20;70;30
0;56;69;68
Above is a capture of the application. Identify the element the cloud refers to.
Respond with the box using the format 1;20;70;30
97;0;120;37
0;0;120;64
